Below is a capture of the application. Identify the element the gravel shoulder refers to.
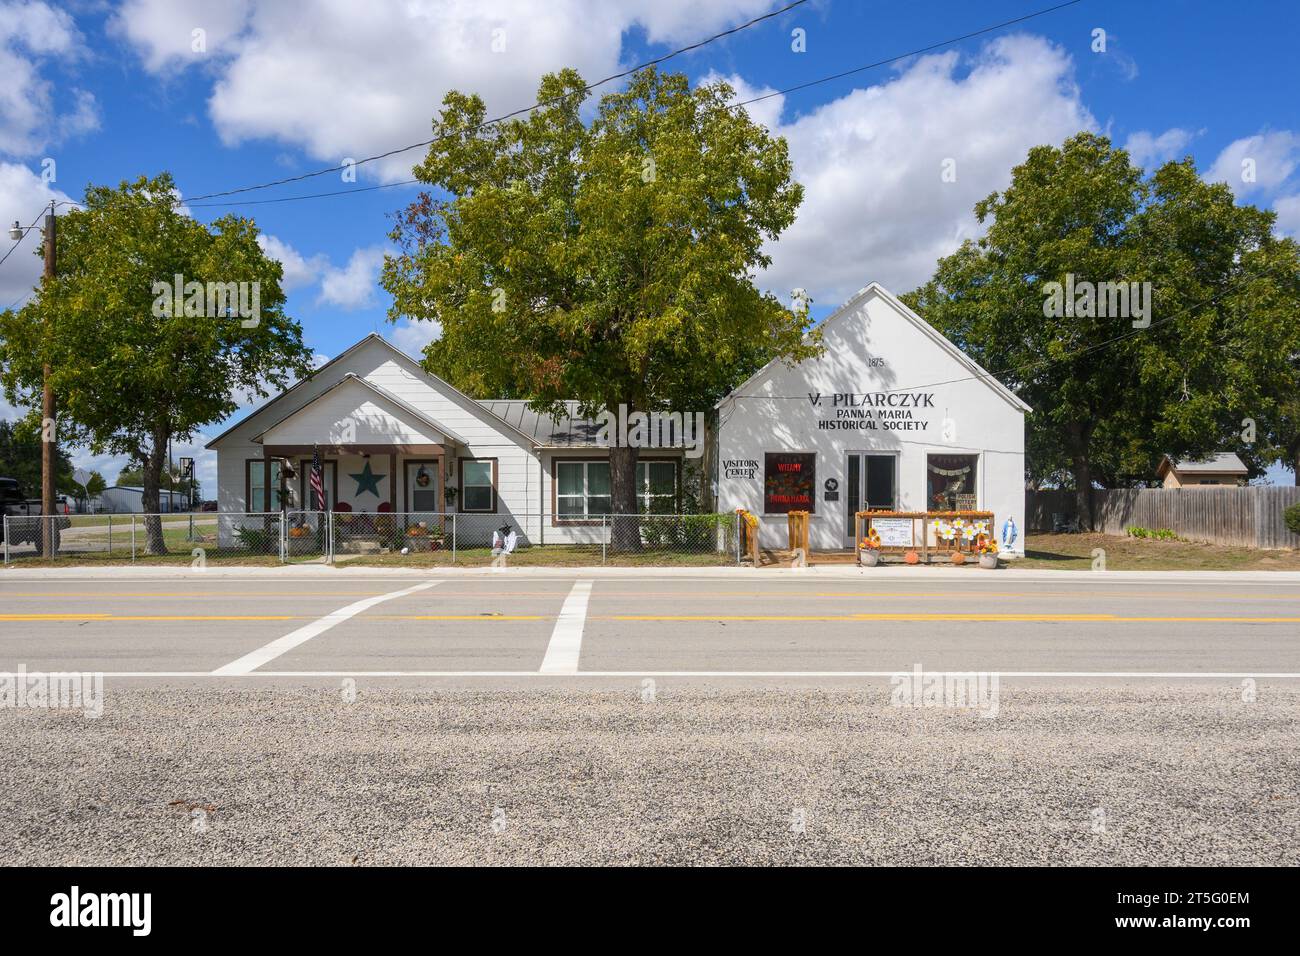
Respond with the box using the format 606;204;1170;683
1;682;1296;866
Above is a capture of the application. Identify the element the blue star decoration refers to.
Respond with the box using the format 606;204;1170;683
349;460;385;498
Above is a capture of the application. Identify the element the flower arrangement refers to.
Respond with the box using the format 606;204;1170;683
288;525;310;539
407;522;429;537
861;527;882;551
976;535;998;555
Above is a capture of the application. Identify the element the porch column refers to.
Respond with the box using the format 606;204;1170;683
390;452;398;513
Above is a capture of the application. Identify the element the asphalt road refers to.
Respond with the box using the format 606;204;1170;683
1;567;1297;864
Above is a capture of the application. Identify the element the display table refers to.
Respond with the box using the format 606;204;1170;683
853;510;995;564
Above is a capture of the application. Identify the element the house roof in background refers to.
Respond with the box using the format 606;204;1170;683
1160;452;1249;475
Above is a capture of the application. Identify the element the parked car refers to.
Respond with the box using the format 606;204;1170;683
1;477;72;546
200;500;218;512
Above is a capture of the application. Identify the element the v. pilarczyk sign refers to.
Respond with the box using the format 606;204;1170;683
807;391;936;430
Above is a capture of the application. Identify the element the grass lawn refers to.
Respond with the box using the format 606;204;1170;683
1014;532;1300;571
347;545;737;568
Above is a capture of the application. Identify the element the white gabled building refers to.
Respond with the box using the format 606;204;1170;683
205;334;686;546
715;283;1030;553
210;282;1029;554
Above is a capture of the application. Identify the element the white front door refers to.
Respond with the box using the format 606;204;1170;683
405;460;441;514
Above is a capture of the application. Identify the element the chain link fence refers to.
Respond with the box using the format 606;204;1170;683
3;511;742;566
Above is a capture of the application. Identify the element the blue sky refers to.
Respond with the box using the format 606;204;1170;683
1;0;1298;489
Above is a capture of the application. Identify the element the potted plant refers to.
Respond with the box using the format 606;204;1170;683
976;535;999;569
859;527;882;567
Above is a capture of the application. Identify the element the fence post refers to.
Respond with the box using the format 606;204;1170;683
602;515;607;565
131;515;136;562
107;515;112;556
452;513;457;562
327;510;334;564
3;515;8;566
279;513;287;563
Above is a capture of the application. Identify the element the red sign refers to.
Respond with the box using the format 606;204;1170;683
764;453;816;514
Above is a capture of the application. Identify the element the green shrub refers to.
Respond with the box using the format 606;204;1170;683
1285;502;1300;536
234;523;278;554
1125;526;1178;541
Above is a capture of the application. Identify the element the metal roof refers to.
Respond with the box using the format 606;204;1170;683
475;400;605;447
1164;452;1248;474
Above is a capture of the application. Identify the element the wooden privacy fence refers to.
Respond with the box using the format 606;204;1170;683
1026;486;1300;549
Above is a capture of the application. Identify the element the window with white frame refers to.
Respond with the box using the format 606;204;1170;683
246;459;283;513
556;460;677;518
637;460;677;513
459;458;496;512
556;460;610;518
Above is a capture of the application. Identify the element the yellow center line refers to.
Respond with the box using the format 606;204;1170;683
598;613;1300;623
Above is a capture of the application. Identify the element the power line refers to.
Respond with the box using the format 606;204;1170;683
733;0;1084;110
187;179;420;209
180;0;1076;208
181;0;811;204
0;208;47;269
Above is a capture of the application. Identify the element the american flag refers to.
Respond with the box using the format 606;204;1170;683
309;445;325;511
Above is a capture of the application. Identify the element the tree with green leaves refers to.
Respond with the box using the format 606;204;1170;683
383;67;818;536
115;460;189;490
904;132;1300;524
0;173;313;552
0;419;76;496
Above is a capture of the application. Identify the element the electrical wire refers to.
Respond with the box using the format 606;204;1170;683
181;0;812;203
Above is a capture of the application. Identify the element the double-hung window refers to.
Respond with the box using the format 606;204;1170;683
556;461;610;519
246;460;283;512
459;459;496;512
556;460;678;519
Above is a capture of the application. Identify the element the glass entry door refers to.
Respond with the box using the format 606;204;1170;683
844;453;897;544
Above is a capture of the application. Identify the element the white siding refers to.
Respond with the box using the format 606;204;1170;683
717;286;1027;553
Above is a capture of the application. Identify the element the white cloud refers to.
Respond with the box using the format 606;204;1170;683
112;0;779;182
747;34;1096;304
256;233;327;292
1274;194;1300;238
0;1;99;156
317;246;386;309
387;319;442;359
108;0;254;73
1123;127;1194;169
1205;131;1300;198
0;161;74;307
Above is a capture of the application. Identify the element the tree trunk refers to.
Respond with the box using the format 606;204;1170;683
1066;422;1095;531
608;442;641;552
141;429;169;555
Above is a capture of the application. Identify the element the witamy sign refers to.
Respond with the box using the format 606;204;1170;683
808;391;936;431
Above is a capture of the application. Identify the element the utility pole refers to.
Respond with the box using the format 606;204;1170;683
40;201;56;558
